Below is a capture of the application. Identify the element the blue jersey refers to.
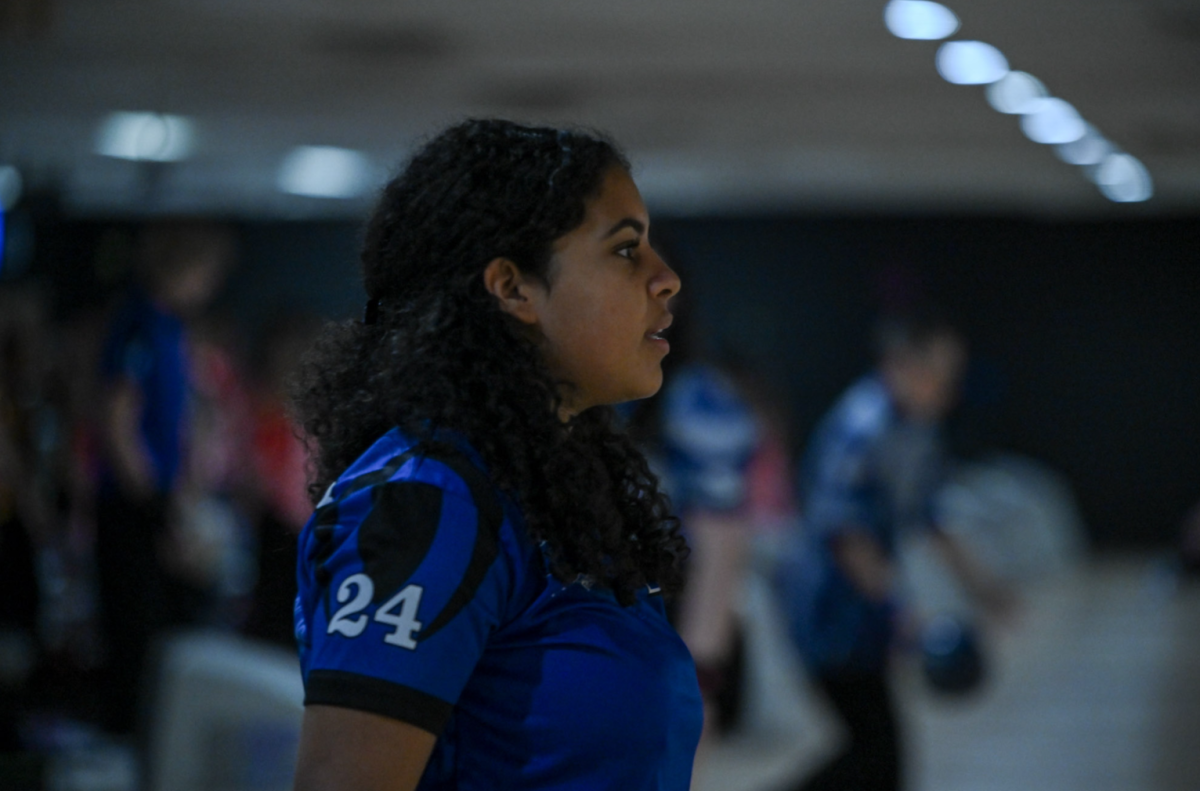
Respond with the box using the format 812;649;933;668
99;289;189;494
778;375;945;673
295;429;703;791
657;364;759;516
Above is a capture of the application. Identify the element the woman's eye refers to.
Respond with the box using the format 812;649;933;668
616;242;639;260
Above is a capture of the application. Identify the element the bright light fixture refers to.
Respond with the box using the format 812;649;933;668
278;146;372;199
884;0;960;40
1019;98;1086;145
1094;153;1153;203
936;41;1009;85
985;71;1047;114
95;112;195;162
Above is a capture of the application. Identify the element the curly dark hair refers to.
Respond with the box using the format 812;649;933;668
292;118;687;605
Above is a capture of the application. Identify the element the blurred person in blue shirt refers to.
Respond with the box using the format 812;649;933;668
658;361;760;743
776;311;1012;791
95;220;233;734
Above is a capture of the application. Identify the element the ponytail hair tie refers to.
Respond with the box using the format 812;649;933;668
363;298;381;325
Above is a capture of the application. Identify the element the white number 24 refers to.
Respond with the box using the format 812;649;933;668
327;573;424;649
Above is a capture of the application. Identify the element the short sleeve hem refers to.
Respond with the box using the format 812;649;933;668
304;669;454;735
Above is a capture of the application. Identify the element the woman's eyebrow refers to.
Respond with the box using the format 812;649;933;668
603;218;645;239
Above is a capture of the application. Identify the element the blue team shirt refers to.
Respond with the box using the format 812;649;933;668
295;429;703;791
778;375;945;673
99;289;189;494
657;364;759;516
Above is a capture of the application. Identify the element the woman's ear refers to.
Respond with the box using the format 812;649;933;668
483;257;541;326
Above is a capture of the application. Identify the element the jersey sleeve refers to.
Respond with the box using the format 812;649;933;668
295;459;518;735
662;366;760;513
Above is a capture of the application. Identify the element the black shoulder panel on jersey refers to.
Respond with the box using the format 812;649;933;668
416;452;504;642
310;441;506;640
314;447;420;617
358;481;444;602
335;448;422;503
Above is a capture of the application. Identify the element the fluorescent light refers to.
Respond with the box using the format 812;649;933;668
884;0;960;40
95;112;195;162
936;41;1009;85
986;71;1047;114
1019;98;1086;145
1094;153;1153;203
278;146;372;199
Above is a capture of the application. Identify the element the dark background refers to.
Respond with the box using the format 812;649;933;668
23;210;1200;550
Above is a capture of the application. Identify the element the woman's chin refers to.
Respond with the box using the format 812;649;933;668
626;373;665;403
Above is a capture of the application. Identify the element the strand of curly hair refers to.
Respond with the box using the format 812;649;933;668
291;119;688;606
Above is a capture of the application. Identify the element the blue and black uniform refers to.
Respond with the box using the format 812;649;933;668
777;375;946;791
295;428;703;791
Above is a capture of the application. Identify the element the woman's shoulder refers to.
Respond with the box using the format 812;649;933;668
296;428;542;651
310;428;538;580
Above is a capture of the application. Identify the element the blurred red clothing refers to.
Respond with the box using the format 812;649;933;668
250;399;310;532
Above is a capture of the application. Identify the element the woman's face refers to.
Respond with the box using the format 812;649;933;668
527;167;681;416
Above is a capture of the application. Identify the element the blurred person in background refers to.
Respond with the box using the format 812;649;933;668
30;305;113;731
94;219;234;736
290;119;699;791
174;314;257;627
0;287;110;763
0;288;55;752
776;311;1014;791
241;312;319;648
626;276;764;776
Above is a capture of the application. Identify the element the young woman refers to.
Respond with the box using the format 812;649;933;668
290;119;700;791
